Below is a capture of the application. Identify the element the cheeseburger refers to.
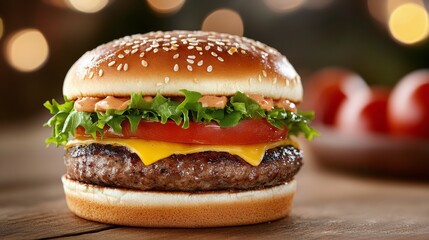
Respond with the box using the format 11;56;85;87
44;30;317;227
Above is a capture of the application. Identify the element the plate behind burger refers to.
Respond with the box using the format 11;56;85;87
44;30;317;227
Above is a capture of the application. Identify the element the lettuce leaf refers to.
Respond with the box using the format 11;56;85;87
44;90;318;146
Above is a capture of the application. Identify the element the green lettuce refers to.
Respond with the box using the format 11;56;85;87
44;90;318;146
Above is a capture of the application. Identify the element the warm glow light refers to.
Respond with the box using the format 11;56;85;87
263;0;306;13
5;29;49;72
67;0;109;13
0;18;3;40
387;0;424;15
202;9;244;36
388;3;429;44
146;0;186;15
368;0;424;24
367;0;387;23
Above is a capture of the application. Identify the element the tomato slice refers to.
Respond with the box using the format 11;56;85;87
75;119;287;145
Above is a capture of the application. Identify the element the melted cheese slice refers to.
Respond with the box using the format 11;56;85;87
66;138;296;166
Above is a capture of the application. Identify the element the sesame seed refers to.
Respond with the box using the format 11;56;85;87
108;61;116;67
131;49;138;54
262;70;267;77
98;69;103;77
187;46;194;50
173;53;179;59
211;52;218;57
164;77;170;83
146;47;153;52
163;47;169;51
207;65;213;72
187;65;193;71
139;52;145;58
218;57;224;62
228;47;237;55
117;63;123;71
124;50;130;54
153;48;159;53
188;55;196;59
217;46;222;52
197;60;203;66
118;54;124;59
141;60;148;67
196;47;203;51
208;42;214;47
205;46;210;51
187;59;194;64
126;42;133;46
241;50;246;54
199;52;203;55
88;72;94;79
174;64;179;72
124;63;129;71
258;75;262;82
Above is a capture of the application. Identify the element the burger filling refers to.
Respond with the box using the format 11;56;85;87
45;90;316;191
44;90;317;146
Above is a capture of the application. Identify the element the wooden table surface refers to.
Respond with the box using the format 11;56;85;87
1;118;429;239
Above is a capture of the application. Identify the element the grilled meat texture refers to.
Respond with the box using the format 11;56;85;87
65;144;303;191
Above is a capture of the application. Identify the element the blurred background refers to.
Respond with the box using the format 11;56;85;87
0;0;428;182
2;2;429;237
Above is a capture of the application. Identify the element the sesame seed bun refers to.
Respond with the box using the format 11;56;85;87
63;30;302;102
62;175;296;227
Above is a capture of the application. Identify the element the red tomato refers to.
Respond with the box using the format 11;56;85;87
75;119;288;145
388;70;429;138
336;87;390;134
303;67;369;125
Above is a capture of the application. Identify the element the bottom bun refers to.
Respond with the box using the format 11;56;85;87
62;175;296;227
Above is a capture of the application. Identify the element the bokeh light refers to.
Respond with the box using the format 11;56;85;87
146;0;186;15
367;0;387;23
5;29;49;72
368;0;425;24
387;0;424;16
66;0;109;13
388;3;429;44
0;18;3;40
201;9;244;36
263;0;306;13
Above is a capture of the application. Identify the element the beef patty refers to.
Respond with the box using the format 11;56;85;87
65;144;303;191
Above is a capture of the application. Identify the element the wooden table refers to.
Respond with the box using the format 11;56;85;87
1;119;429;239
